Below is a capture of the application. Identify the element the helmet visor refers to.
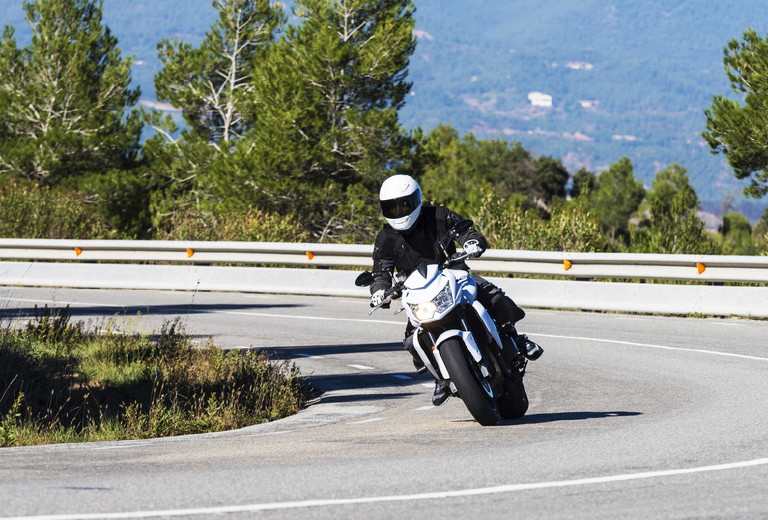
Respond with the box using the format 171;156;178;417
380;191;421;219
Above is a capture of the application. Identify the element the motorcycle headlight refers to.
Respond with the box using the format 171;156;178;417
410;284;454;321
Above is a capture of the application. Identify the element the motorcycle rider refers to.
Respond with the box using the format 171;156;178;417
370;174;543;406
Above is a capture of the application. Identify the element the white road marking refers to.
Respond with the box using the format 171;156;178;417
296;353;324;359
347;364;374;370
220;309;403;326
4;458;767;519
1;297;126;308
5;295;764;363
528;332;768;362
0;297;405;325
91;443;148;451
709;322;743;326
351;418;384;425
414;406;434;411
420;383;433;388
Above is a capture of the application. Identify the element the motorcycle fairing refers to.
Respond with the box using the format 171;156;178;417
471;300;503;351
403;268;477;326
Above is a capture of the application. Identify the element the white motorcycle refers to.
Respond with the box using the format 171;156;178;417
356;220;529;426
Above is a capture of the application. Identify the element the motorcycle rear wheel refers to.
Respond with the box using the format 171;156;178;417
441;338;500;426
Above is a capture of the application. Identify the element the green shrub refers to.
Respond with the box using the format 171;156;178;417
0;176;113;239
473;191;607;252
155;207;309;242
0;308;308;446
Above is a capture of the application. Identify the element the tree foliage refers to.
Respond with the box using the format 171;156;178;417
703;29;768;199
631;164;718;254
419;124;569;216
204;0;418;241
570;168;597;199
718;211;758;255
155;207;308;242
0;0;762;256
0;0;141;184
144;0;285;224
474;190;606;252
0;176;112;238
753;207;768;253
590;157;645;242
154;0;284;144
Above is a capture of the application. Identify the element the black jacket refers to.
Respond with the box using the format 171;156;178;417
370;206;487;294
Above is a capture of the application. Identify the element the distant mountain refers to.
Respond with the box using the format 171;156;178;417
3;0;768;219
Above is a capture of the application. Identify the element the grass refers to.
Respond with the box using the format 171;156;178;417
0;306;309;447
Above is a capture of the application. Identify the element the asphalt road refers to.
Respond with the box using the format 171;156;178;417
0;286;766;519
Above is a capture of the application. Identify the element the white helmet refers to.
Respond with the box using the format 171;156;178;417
379;174;422;231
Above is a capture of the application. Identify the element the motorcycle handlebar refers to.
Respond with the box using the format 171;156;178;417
441;251;474;269
367;252;474;314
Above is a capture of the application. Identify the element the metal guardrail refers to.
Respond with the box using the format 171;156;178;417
0;239;766;283
0;239;766;317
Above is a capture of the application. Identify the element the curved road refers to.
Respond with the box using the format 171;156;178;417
0;287;766;519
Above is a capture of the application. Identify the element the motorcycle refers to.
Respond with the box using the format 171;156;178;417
355;219;529;426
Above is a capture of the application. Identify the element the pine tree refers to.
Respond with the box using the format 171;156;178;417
276;0;416;186
590;157;645;243
153;0;284;144
144;0;284;222
214;0;417;240
703;29;768;199
631;164;718;254
0;0;141;184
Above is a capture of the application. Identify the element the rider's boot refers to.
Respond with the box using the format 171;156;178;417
503;325;543;361
404;333;428;375
432;380;450;406
517;334;543;360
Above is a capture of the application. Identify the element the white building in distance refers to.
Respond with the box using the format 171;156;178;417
528;92;553;107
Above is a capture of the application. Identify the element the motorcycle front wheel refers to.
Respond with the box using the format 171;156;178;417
441;338;500;426
498;377;529;419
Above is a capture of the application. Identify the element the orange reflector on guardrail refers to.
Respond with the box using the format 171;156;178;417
186;248;194;258
697;262;706;274
306;251;315;260
74;247;83;256
563;260;572;271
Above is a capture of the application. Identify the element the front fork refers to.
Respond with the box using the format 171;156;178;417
411;319;525;396
413;328;499;394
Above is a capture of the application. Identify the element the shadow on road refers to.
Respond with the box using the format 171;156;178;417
319;391;421;403
0;302;305;319
509;411;643;424
303;369;428;391
265;341;404;359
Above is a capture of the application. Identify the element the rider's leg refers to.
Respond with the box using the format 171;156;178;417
404;325;450;405
472;275;543;360
403;325;428;375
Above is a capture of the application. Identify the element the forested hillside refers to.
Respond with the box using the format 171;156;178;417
2;0;768;217
403;1;768;219
1;0;767;255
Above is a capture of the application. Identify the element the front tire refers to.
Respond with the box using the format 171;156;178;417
498;377;528;419
440;338;500;426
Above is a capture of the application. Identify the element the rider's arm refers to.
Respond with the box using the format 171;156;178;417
371;231;395;294
440;207;488;252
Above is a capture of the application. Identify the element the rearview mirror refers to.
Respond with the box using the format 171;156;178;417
355;271;375;287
